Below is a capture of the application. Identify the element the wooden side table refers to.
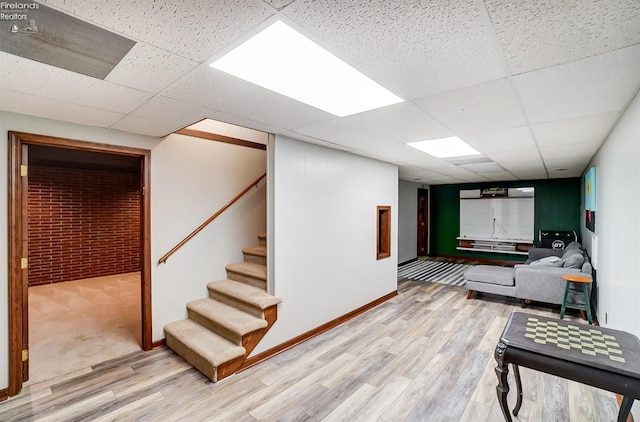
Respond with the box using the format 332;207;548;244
560;274;593;324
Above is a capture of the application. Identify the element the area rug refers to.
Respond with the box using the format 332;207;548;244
397;258;474;286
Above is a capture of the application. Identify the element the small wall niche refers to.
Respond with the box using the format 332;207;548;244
377;206;391;260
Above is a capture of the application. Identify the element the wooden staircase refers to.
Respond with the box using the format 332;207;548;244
164;232;281;382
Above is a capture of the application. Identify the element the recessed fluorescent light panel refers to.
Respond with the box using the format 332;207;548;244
210;21;403;117
407;137;481;158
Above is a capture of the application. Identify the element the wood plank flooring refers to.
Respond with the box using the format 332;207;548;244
1;279;623;421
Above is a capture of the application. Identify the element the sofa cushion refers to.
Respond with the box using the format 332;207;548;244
581;261;593;275
562;251;584;269
564;241;582;252
530;256;563;267
464;265;515;287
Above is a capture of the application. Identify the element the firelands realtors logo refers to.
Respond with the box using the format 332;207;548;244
1;1;39;21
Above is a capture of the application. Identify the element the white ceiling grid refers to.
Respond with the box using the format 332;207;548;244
0;0;638;184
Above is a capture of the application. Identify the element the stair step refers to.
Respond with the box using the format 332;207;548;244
242;245;266;257
242;245;267;265
226;262;267;289
164;319;245;382
258;232;266;246
208;279;282;318
187;298;267;344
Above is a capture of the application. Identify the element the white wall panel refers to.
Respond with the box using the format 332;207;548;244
255;135;398;354
581;91;640;421
581;90;640;346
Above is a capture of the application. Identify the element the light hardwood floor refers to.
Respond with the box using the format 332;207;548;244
1;278;623;421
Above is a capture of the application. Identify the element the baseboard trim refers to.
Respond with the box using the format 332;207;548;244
0;388;8;403
616;394;634;422
238;290;398;372
398;258;417;266
151;339;166;350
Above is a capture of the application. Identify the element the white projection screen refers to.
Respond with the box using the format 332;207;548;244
459;188;534;241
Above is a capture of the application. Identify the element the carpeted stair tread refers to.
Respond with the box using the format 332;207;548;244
226;262;267;280
208;279;282;310
187;298;267;336
242;245;266;257
164;319;245;366
258;232;266;246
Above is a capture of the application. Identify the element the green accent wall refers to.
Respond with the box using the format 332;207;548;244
430;178;581;261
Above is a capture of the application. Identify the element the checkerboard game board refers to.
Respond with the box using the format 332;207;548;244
524;317;625;363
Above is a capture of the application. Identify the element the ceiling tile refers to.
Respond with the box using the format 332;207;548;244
456;174;493;183
514;44;640;123
0;88;124;127
263;0;296;11
342;102;452;143
293;119;382;150
498;160;546;172
544;156;591;173
464;126;535;154
399;165;468;183
111;96;210;136
0;52;152;114
508;169;549;180
532;112;620;146
110;115;168;137
485;148;548;176
416;79;527;134
162;66;333;132
42;0;276;62
547;169;583;178
485;0;640;74
280;131;355;151
539;141;602;161
480;171;519;181
283;0;506;99
459;162;505;173
106;43;198;93
358;142;451;168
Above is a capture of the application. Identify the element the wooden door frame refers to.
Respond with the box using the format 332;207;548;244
417;188;429;256
8;131;152;397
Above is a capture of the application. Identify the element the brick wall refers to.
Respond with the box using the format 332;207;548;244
28;165;141;286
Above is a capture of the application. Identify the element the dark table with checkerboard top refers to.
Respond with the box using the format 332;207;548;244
494;312;640;422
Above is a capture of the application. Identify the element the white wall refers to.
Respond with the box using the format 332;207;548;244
580;90;640;344
255;135;398;354
0;111;266;390
151;133;266;338
398;180;425;263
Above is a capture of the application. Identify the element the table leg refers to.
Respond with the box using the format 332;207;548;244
560;281;570;319
512;364;523;416
495;341;512;422
617;396;633;422
583;284;593;324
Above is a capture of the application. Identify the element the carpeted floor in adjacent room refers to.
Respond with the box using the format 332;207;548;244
27;272;141;384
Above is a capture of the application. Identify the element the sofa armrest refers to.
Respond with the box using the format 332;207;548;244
527;247;564;261
514;265;590;305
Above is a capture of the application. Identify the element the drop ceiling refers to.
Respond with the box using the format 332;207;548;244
1;0;639;184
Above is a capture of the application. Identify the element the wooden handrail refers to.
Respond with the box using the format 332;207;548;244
158;173;266;264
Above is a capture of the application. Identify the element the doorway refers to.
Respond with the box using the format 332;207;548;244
8;131;152;396
417;188;429;256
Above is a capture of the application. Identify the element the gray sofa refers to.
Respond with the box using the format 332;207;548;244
465;242;593;305
515;242;592;304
